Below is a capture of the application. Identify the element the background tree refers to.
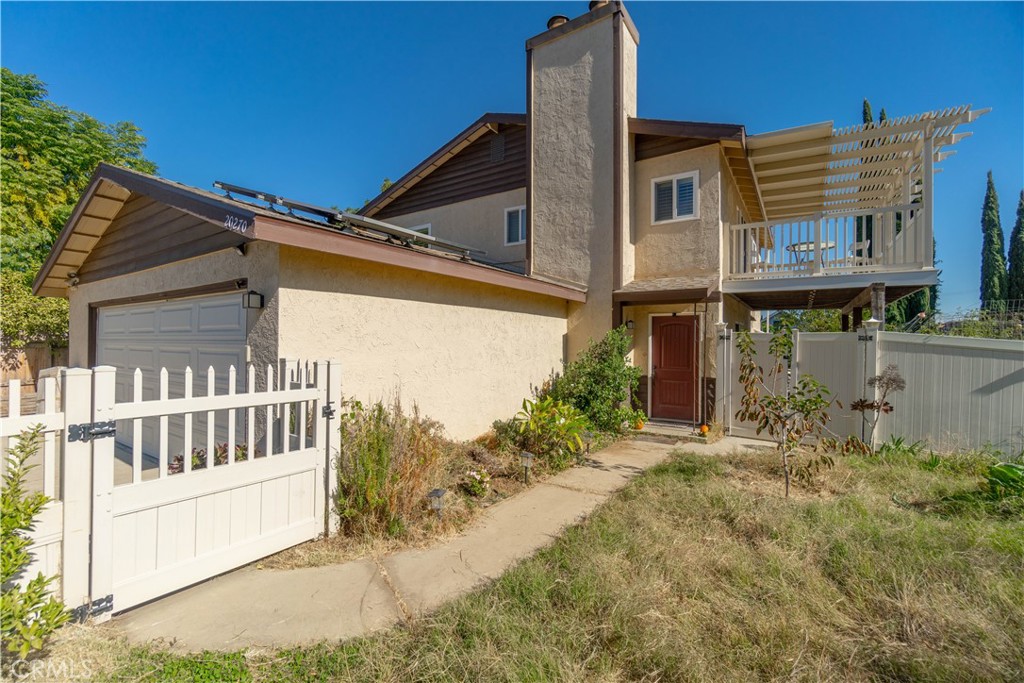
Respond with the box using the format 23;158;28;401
0;68;156;353
979;171;1008;308
1007;190;1024;302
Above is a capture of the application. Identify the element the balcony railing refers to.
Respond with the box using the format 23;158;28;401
726;204;933;280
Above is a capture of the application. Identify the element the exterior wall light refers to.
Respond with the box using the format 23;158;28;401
242;290;264;309
625;320;635;330
520;451;535;484
427;488;446;519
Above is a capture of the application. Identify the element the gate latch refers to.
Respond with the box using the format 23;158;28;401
68;421;117;443
321;403;336;420
70;594;113;622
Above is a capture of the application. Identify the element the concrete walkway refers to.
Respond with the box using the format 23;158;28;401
114;436;757;651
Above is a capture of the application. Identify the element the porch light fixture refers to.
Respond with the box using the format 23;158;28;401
242;290;264;309
625;320;635;330
520;451;535;485
427;488;446;519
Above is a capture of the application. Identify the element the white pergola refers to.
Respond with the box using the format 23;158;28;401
744;105;990;222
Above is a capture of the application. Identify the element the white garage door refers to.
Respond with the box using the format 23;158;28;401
96;292;247;459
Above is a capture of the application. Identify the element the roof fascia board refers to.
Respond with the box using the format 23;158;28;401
251;215;586;303
629;117;744;141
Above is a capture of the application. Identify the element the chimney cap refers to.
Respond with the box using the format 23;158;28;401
546;14;569;30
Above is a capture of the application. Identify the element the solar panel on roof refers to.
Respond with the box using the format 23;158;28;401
212;180;485;260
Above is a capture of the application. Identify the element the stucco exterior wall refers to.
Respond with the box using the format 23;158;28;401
382;188;527;271
530;15;616;358
723;293;759;332
276;246;567;440
632;144;722;281
67;242;280;373
619;22;639;288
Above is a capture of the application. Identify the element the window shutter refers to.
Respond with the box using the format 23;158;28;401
676;177;695;217
654;181;673;222
507;209;520;244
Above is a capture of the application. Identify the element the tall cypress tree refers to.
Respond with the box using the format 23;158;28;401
979;171;1008;308
1007;190;1024;302
862;99;874;126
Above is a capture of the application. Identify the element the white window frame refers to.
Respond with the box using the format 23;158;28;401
651;170;700;225
504;205;527;245
409;223;432;236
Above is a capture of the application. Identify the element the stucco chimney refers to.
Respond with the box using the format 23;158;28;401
526;1;639;357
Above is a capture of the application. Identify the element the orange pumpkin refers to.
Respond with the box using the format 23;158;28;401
699;424;710;435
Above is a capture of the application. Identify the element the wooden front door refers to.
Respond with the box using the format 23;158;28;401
651;315;698;422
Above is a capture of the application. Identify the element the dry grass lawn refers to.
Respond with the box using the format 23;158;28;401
38;447;1024;682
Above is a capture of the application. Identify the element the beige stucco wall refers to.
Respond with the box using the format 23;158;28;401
619;22;639;288
530;15;616;358
67;242;280;373
276;246;568;440
632;144;722;281
382;188;527;271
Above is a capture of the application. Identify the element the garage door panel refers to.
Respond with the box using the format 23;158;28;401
198;300;245;334
157;305;194;334
127;309;157;334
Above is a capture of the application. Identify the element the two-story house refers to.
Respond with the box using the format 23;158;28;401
34;1;984;439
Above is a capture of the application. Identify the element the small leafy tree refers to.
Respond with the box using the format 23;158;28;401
734;329;837;496
514;396;587;471
546;326;644;433
850;364;906;450
1;426;69;659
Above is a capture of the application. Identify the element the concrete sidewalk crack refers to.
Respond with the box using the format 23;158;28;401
373;558;414;624
546;481;611;496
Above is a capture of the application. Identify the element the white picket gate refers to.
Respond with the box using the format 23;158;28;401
717;329;1024;453
0;359;340;620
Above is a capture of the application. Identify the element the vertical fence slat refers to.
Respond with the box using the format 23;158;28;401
227;366;237;465
61;369;91;612
206;366;215;468
297;363;307;451
266;365;275;457
184;367;193;474
246;364;255;461
159;369;169;478
90;366;117;621
133;369;143;484
39;377;57;498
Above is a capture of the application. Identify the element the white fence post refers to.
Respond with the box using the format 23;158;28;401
714;324;728;430
89;366;117;622
60;369;92;615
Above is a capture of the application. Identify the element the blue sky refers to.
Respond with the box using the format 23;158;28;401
2;1;1021;313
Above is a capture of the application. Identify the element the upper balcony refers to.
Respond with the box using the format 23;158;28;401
722;106;988;309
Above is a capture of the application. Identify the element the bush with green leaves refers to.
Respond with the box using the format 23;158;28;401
514;397;587;471
985;462;1024;499
334;397;446;537
545;326;644;433
1;426;69;659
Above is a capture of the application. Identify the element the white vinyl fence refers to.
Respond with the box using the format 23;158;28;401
718;330;1024;453
0;359;340;621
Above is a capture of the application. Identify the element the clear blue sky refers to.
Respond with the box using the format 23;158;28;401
2;1;1021;313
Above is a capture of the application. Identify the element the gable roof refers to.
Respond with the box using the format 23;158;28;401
33;163;585;303
359;113;526;218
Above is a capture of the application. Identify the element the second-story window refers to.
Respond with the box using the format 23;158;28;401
652;171;699;223
505;206;526;245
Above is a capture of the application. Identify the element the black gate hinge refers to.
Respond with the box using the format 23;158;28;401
68;421;116;442
70;594;113;622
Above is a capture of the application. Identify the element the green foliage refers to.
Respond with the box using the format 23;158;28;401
334;397;446;537
985;462;1024;499
734;328;837;495
877;435;925;460
0;68;156;353
1007;190;1024;302
0;271;69;354
767;308;840;332
461;469;491;498
1;426;69;659
546;326;644;433
515;397;587;471
168;443;248;474
980;171;1008;307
